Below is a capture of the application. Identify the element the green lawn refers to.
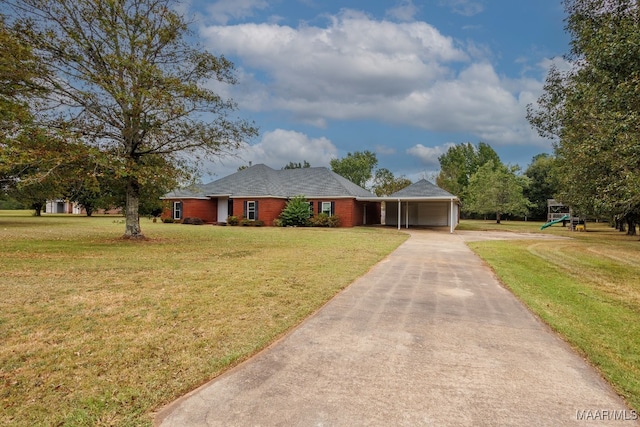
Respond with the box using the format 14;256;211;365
462;219;640;411
0;213;407;426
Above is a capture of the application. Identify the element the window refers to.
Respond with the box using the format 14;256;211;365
244;200;258;220
320;201;334;216
173;201;183;220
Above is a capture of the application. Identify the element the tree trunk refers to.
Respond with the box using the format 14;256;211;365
627;218;637;236
32;201;44;216
496;212;501;224
123;177;145;239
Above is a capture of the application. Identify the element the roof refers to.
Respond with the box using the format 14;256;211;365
164;164;376;199
356;179;459;203
388;179;456;198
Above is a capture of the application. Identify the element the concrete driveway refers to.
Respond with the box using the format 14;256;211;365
155;229;638;426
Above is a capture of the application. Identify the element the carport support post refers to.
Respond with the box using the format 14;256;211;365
405;201;409;229
450;198;454;234
397;199;401;231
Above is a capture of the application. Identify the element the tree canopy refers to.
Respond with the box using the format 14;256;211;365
330;150;378;189
435;142;501;204
372;168;411;196
464;161;532;223
0;16;45;130
3;0;258;238
524;153;560;220
283;161;311;170
528;0;640;232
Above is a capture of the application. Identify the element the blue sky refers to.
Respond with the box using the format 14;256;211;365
187;0;570;181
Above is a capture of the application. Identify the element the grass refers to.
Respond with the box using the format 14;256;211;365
0;212;407;426
462;219;640;411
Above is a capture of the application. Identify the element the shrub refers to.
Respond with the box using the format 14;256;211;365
182;217;204;225
227;215;239;226
310;213;340;228
162;218;175;223
279;195;311;227
240;218;252;226
254;220;264;227
272;218;283;227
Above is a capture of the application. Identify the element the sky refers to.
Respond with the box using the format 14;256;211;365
186;0;571;182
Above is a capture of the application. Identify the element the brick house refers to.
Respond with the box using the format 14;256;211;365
161;164;382;227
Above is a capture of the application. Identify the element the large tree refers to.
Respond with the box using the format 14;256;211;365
528;0;640;232
524;153;560;220
4;0;257;238
465;161;532;224
330;150;378;189
435;142;501;203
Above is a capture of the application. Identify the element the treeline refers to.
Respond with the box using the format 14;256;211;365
527;0;640;235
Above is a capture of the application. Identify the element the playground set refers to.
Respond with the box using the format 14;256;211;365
540;199;586;231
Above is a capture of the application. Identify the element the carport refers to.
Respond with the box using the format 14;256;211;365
359;179;460;233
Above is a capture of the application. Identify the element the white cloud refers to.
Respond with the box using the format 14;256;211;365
406;143;455;167
199;8;552;150
201;129;338;179
206;0;269;24
386;0;420;22
375;144;396;155
440;0;484;17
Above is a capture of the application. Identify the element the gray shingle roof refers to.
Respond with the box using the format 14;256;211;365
388;179;456;198
164;164;375;199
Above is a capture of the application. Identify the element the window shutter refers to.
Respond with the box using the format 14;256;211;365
318;201;322;214
243;201;247;218
255;201;259;220
331;201;335;216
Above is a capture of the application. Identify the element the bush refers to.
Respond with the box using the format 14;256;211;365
240;218;252;226
182;217;204;225
227;215;239;226
272;218;283;227
254;220;264;227
310;213;340;228
162;218;175;223
279;195;311;227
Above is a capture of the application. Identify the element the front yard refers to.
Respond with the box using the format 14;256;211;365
0;213;407;426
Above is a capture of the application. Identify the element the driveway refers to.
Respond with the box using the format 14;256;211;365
155;229;638;426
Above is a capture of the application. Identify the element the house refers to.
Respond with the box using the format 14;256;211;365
161;164;460;232
161;164;382;227
43;200;122;215
45;199;82;214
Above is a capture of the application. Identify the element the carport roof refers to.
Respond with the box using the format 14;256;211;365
389;179;456;198
357;179;459;202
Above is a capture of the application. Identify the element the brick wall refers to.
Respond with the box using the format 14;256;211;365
161;199;218;223
231;198;287;225
162;197;382;227
310;199;380;227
